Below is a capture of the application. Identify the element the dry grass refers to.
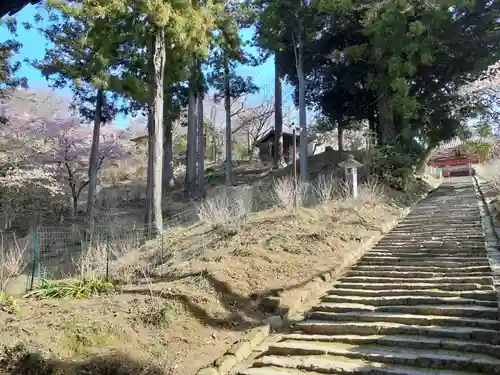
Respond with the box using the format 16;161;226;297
313;172;339;204
271;175;309;210
475;160;500;193
0;232;29;292
358;177;385;205
198;185;253;228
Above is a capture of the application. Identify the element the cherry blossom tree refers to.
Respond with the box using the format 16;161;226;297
461;61;500;95
0;101;125;219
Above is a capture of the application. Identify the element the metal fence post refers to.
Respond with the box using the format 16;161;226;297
106;229;110;281
29;231;39;291
161;230;164;262
0;231;4;292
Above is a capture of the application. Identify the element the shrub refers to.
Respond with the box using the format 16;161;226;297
369;144;420;191
76;241;111;280
358;177;385;205
272;175;308;210
0;293;19;313
23;278;114;299
136;297;174;328
198;185;253;226
313;173;338;204
459;141;493;161
0;232;28;292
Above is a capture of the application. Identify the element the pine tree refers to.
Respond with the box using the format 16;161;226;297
208;1;258;185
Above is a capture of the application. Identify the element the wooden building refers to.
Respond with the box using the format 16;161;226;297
255;126;300;163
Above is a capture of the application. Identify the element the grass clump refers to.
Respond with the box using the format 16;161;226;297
313;172;339;204
272;175;308;210
0;293;20;314
63;321;112;356
135;297;174;328
358;177;385;205
23;278;114;299
198;185;253;230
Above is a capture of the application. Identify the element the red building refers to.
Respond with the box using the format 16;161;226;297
430;156;478;177
428;139;481;177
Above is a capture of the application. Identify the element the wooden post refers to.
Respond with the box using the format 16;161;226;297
292;127;298;208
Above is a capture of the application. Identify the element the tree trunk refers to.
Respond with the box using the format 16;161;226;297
86;88;104;225
368;106;377;149
377;88;395;145
338;123;344;152
146;114;154;236
163;88;174;190
223;52;232;185
185;72;197;198
72;193;78;217
273;55;283;167
212;133;217;162
197;88;205;195
296;30;308;181
146;26;165;236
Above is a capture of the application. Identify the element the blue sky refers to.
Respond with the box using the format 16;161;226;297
0;4;292;127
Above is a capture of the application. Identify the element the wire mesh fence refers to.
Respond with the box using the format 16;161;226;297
0;207;199;292
0;178;352;293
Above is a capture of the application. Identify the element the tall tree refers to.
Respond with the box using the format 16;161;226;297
276;0;500;156
255;0;318;180
274;56;283;166
197;61;206;194
35;5;123;224
208;1;258;185
185;68;198;197
60;0;216;234
0;40;27;98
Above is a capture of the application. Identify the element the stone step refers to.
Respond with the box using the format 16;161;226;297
321;294;498;307
328;288;497;300
352;265;492;273
375;239;484;243
375;242;485;247
386;232;484;237
376;238;484;242
357;258;490;266
280;334;500;359
249;355;486;375
396;219;480;223
367;251;488;258
266;340;500;373
393;224;482;230
374;241;485;247
312;302;499;319
397;218;480;222
388;230;483;235
338;282;494;292
240;365;478;375
340;276;494;285
346;270;491;278
306;311;500;330
295;320;500;343
370;247;486;254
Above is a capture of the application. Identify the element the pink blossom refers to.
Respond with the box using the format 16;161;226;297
0;101;126;198
460;61;500;95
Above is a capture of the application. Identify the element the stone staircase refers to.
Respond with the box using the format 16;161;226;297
240;178;500;375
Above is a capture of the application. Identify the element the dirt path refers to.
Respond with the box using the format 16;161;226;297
238;177;500;375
